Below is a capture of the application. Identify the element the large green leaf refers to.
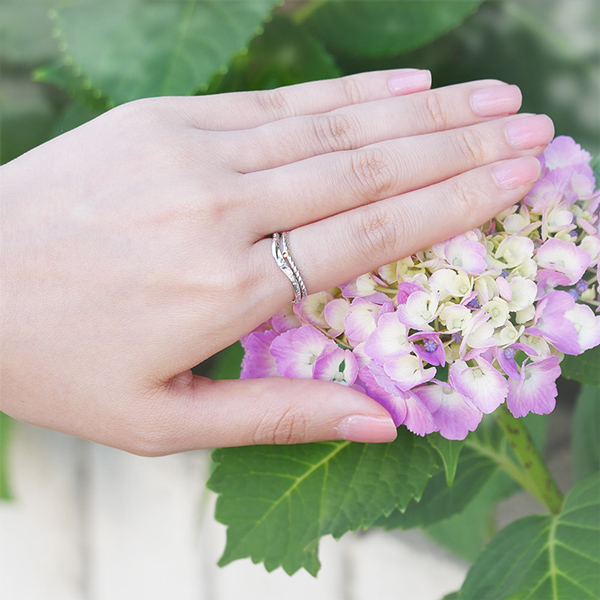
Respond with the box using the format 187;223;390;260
0;412;13;500
377;448;497;530
207;430;438;575
572;385;600;482
379;412;549;533
305;0;484;58
458;473;600;600
51;0;282;105
561;347;600;387
211;16;341;93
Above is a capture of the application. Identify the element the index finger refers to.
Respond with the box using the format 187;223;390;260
174;68;432;130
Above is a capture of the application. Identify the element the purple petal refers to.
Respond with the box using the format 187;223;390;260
495;346;520;380
241;330;280;378
449;359;508;414
565;303;600;353
526;291;580;355
270;325;337;378
409;331;446;367
434;235;488;274
271;305;301;333
313;348;358;386
396;281;424;305
414;383;482;440
540;136;592;171
358;366;407;426
364;312;411;362
536;238;590;285
383;353;436;391
343;298;382;344
402;391;436;436
507;356;561;417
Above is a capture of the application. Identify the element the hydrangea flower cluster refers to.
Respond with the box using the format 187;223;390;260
241;137;600;440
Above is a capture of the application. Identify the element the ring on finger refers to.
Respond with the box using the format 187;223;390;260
271;232;307;303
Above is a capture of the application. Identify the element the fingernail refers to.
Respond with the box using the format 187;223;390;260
505;114;555;150
389;69;432;95
493;157;542;190
470;85;522;117
336;415;398;443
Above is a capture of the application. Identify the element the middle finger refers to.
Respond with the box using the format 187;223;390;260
245;112;554;236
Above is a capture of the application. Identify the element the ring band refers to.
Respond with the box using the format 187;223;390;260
272;232;307;303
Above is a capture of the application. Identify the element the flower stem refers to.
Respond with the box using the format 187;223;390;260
494;404;564;514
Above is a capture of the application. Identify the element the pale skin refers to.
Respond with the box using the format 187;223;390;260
0;70;555;455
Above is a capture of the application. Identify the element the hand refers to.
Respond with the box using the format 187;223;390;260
0;70;553;455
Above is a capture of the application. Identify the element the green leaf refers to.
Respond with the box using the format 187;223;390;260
34;61;110;113
572;385;600;482
211;16;341;94
591;154;600;183
458;473;600;600
562;347;600;387
384;412;550;536
427;433;464;486
52;0;282;105
0;412;13;500
377;448;497;531
208;430;438;575
305;0;484;58
442;593;459;600
210;342;244;380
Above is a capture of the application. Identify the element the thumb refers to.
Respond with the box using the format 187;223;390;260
137;374;398;456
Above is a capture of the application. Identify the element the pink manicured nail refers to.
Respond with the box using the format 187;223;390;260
388;69;432;95
493;157;542;190
505;114;555;149
336;415;398;443
470;85;522;117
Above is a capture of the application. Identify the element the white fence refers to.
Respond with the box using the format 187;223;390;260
0;422;467;600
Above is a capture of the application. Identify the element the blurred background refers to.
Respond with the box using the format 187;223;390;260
0;1;598;599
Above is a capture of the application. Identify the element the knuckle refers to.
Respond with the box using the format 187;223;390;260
124;426;171;457
312;113;356;152
255;88;293;120
353;205;403;260
455;128;487;165
423;91;450;130
342;75;366;105
349;148;394;199
449;177;481;214
253;405;309;445
110;97;165;127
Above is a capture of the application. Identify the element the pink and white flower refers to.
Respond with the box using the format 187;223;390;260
313;348;358;386
240;136;600;440
414;382;482;440
507;356;561;418
270;326;337;378
449;359;508;414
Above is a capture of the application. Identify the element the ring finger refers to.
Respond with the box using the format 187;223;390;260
250;156;542;314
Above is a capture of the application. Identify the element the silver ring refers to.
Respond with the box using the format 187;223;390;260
271;232;307;303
